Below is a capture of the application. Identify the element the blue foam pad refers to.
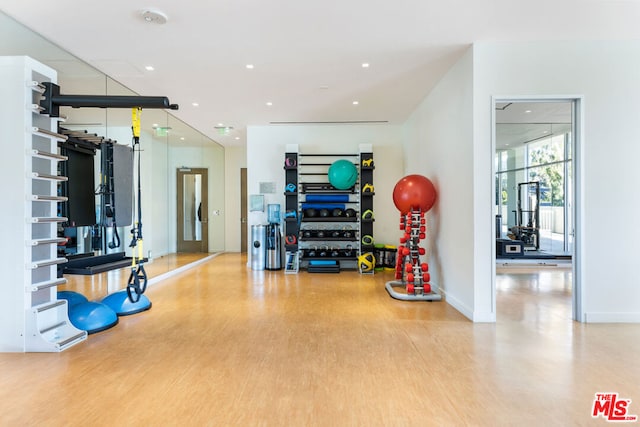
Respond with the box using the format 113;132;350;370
101;290;152;316
68;301;118;334
57;290;88;308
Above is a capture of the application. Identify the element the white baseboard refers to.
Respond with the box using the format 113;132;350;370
472;311;497;323
148;252;223;287
584;312;640;323
443;292;473;321
443;290;496;323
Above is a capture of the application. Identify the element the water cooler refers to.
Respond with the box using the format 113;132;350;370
266;204;283;270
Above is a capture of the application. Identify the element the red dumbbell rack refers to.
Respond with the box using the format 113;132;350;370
385;208;442;301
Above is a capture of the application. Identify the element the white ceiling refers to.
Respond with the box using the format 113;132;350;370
1;0;639;146
496;101;572;149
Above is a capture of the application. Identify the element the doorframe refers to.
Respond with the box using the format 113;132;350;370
240;168;247;253
491;95;585;322
176;167;209;252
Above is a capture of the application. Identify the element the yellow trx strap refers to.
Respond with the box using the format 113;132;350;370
127;107;147;303
132;107;141;141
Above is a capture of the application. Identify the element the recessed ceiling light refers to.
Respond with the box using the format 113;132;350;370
266;102;273;106
362;63;370;68
352;101;359;105
145;65;154;71
245;64;254;69
152;123;158;128
217;123;224;127
192;102;199;107
525;110;532;113
180;137;185;141
235;137;240;140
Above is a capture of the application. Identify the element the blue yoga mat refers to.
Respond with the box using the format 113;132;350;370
305;194;349;203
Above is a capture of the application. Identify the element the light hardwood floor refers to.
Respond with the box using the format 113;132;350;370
0;254;638;426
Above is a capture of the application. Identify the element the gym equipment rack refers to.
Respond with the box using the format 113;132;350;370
283;144;374;273
1;57;177;351
386;208;442;301
0;57;87;352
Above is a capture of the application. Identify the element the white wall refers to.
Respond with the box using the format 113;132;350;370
403;41;640;322
402;47;477;319
246;124;405;265
473;41;640;322
148;132;170;257
224;145;247;252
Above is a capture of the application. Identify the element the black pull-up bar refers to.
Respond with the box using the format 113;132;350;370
39;82;179;117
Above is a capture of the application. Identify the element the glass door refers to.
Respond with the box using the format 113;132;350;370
177;167;208;252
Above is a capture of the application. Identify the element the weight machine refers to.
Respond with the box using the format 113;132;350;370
510;181;540;251
41;82;178;311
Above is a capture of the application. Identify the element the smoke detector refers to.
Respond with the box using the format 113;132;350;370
140;9;168;24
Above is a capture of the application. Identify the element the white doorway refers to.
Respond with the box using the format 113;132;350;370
492;97;583;321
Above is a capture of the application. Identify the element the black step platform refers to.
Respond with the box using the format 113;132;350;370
62;252;147;275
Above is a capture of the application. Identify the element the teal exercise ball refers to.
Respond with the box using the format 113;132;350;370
328;159;358;190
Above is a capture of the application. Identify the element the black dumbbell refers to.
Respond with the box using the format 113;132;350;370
344;208;356;217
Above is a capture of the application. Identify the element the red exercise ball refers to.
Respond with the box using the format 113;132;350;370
392;174;437;214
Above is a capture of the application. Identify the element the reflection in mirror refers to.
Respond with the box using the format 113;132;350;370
183;174;203;242
168;115;225;253
0;9;224;294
